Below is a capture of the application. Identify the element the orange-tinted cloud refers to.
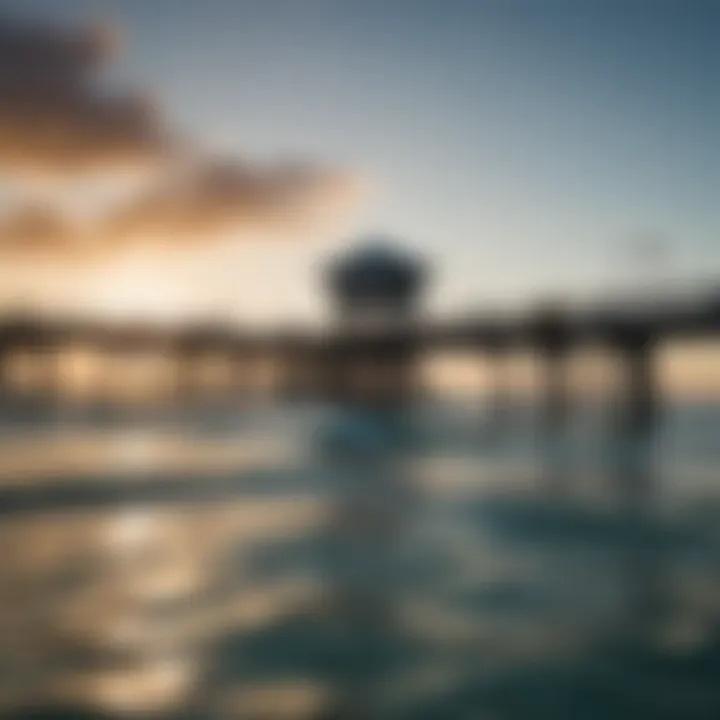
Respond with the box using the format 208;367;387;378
105;160;361;246
0;204;85;255
0;13;362;258
0;161;360;258
0;15;168;173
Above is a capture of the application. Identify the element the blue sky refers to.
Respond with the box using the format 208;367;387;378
4;0;720;318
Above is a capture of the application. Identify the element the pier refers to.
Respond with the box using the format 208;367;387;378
0;238;718;436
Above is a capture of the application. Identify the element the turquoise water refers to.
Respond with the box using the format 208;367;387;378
0;400;718;718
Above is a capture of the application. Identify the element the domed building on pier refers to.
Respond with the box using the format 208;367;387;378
325;238;428;323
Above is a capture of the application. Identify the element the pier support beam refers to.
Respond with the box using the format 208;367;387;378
323;330;420;410
230;344;257;397
531;304;572;434
606;322;659;510
277;341;322;401
529;304;573;494
484;340;511;434
540;345;569;435
616;332;658;439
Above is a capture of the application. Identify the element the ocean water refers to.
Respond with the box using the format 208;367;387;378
0;399;718;719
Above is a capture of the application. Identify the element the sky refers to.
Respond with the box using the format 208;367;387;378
1;0;720;324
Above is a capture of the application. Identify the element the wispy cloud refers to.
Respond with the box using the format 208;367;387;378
0;204;83;255
0;13;362;258
105;159;360;247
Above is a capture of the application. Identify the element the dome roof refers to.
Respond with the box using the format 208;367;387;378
327;237;427;307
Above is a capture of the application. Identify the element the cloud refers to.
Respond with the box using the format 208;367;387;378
0;13;363;262
0;161;361;257
0;15;169;173
0;204;85;255
105;160;361;245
